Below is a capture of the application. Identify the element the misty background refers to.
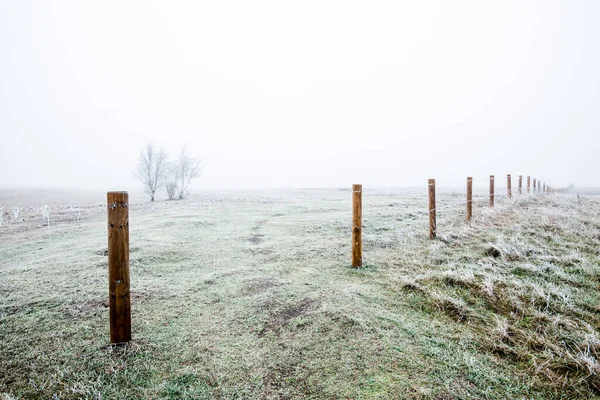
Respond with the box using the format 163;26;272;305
1;1;598;193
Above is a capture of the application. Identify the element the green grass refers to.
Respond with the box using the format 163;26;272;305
1;189;599;398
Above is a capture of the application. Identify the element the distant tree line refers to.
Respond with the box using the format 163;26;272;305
135;144;202;201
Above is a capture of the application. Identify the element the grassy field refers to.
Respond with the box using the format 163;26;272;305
1;187;600;399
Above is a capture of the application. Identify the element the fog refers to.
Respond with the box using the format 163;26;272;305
1;1;598;192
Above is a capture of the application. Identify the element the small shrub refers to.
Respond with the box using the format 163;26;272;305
166;182;177;200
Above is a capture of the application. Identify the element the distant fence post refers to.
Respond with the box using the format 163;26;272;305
507;174;512;199
489;175;495;207
107;191;131;344
518;175;522;195
527;176;531;193
352;184;362;268
542;182;546;193
533;178;537;193
429;179;436;239
466;177;472;223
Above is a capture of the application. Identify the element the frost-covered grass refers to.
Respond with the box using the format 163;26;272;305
1;188;599;399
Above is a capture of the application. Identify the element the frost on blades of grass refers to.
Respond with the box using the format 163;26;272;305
387;194;600;396
0;189;599;399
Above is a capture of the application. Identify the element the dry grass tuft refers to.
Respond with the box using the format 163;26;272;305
430;292;470;322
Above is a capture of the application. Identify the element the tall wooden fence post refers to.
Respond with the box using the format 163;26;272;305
466;177;472;223
352;184;362;268
507;174;512;199
533;178;537;193
542;182;546;193
429;179;436;239
518;175;522;195
527;176;531;193
489;175;495;207
107;191;131;344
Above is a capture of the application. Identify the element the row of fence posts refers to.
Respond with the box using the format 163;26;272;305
106;175;556;343
429;174;554;240
350;175;556;267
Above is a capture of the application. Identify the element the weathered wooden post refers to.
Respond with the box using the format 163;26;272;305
107;191;131;344
352;184;362;268
466;177;473;223
507;174;512;199
533;178;537;193
527;176;531;193
489;175;495;207
429;179;436;239
543;182;546;193
518;175;522;195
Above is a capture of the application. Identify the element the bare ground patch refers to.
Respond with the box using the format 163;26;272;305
247;233;265;244
258;298;320;336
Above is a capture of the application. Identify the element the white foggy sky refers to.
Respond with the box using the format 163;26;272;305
0;1;598;192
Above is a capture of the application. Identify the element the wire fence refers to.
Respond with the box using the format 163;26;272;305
0;176;563;244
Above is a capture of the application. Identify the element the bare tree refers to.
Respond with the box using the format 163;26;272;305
135;144;168;201
174;146;202;199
